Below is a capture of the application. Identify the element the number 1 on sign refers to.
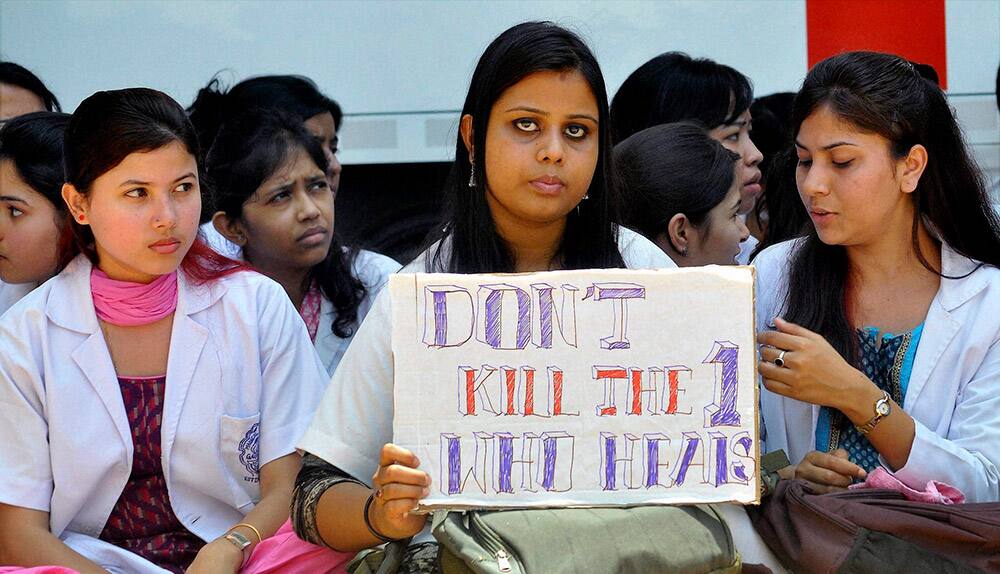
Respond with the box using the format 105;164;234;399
704;341;740;427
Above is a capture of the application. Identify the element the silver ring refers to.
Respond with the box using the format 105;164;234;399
774;350;787;368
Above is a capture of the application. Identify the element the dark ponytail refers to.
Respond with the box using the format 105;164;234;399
614;122;739;241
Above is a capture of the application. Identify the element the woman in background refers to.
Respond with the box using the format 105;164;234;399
615;121;749;266
0;112;70;315
206;108;398;375
611;52;763;263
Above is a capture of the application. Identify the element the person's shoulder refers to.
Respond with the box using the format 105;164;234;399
617;226;677;269
203;269;289;312
400;240;446;274
351;248;401;287
0;263;86;345
753;237;805;273
0;280;53;334
940;244;1000;306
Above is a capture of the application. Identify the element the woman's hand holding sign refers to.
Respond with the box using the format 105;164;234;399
369;443;431;540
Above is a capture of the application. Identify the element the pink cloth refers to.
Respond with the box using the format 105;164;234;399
299;281;322;343
241;519;352;574
0;520;352;574
90;268;178;326
848;466;966;504
0;569;78;573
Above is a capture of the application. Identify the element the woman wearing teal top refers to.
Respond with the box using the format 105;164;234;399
754;51;1000;502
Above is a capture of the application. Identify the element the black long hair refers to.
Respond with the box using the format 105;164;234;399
188;74;341;151
430;21;625;273
188;74;343;222
750;146;809;259
206;109;365;338
609;52;753;144
0;62;62;113
614;122;739;243
784;51;1000;363
0;111;70;211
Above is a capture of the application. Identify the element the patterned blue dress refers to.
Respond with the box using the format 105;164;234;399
815;325;924;473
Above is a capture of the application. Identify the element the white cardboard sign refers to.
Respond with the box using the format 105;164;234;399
390;267;759;510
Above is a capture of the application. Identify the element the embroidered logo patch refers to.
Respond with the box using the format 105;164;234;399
239;422;260;481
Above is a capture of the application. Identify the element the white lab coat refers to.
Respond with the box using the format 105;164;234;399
755;239;1000;502
0;255;330;572
314;249;401;376
0;278;36;316
199;222;401;376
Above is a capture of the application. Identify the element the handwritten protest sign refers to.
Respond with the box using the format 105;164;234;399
390;267;758;510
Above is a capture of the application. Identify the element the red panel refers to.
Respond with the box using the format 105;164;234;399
806;0;947;89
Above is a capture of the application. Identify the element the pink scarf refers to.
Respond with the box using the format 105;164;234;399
90;268;179;326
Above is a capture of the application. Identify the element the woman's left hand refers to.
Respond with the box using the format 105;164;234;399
186;537;244;574
757;317;867;410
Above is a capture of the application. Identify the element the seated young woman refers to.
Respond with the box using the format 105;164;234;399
0;112;70;315
188;74;349;256
287;21;680;570
755;51;1000;502
0;88;351;573
610;53;764;262
615;121;750;266
204;108;399;376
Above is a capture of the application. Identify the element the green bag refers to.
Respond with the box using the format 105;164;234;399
432;505;742;574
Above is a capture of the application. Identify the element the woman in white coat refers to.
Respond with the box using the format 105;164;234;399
755;52;1000;502
0;112;71;316
204;109;398;377
282;22;796;574
0;89;350;573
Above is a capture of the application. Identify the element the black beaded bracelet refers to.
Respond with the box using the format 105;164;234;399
363;491;397;543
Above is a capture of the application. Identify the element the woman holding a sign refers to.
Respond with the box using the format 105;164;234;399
755;51;1000;502
289;20;696;570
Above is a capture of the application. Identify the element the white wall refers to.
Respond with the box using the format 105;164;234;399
1;0;996;171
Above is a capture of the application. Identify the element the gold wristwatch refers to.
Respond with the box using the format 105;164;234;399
855;390;892;435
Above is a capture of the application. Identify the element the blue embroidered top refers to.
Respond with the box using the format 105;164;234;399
815;324;924;472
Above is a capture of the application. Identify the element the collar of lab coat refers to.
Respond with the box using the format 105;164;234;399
41;254;229;458
902;242;990;407
44;254;227;333
937;242;990;311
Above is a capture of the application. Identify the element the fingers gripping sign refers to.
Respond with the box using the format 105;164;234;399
368;443;432;540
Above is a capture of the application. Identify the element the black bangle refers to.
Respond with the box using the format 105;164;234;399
363;491;397;543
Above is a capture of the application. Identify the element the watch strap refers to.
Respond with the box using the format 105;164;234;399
855;391;891;435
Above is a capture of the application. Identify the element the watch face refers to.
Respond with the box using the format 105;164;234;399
876;402;891;416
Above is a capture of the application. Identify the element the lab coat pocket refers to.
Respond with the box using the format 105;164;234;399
220;413;261;511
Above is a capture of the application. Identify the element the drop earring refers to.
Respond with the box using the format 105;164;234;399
468;162;476;188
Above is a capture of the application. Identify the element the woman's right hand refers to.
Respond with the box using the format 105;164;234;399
794;448;867;493
368;443;432;539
